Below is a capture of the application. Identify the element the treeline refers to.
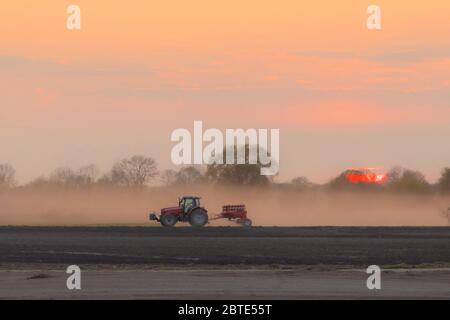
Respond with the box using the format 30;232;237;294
0;155;450;194
281;167;450;194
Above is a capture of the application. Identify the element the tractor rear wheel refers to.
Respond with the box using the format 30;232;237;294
160;214;177;227
189;208;208;227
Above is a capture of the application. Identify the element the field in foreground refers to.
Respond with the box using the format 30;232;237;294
1;226;450;299
1;226;450;266
2;269;450;299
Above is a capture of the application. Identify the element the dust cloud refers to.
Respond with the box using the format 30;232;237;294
0;187;449;226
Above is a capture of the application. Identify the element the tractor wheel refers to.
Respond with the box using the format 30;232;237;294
189;208;208;227
160;214;178;227
242;219;252;227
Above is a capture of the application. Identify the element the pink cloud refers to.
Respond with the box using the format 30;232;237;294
261;101;450;128
34;87;58;105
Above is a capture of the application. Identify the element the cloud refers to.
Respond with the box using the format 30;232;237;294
1;54;449;130
34;87;58;105
273;101;450;128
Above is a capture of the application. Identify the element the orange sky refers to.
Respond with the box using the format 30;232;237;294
1;1;449;183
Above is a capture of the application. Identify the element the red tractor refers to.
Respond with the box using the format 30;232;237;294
149;196;252;227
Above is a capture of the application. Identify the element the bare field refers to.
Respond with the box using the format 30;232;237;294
2;269;450;299
1;227;450;266
1;226;450;299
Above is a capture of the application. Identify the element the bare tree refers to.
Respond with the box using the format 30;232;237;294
205;145;270;186
387;167;430;192
47;164;99;188
0;163;16;189
386;166;405;183
108;155;158;187
160;169;177;186
438;168;450;193
175;166;203;185
77;164;99;185
49;167;76;185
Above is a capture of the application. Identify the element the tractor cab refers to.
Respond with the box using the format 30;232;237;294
179;196;201;213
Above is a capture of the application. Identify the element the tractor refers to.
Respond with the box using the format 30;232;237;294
149;196;252;227
149;196;209;227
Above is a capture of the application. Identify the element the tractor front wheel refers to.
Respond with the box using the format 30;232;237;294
160;214;178;227
189;208;208;227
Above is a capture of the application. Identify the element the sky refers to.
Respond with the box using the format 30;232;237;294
0;0;449;183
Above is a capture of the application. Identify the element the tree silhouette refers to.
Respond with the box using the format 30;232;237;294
174;166;203;185
438;168;450;193
205;144;271;186
0;163;15;189
388;168;430;192
102;155;158;188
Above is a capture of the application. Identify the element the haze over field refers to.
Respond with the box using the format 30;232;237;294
0;187;448;226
